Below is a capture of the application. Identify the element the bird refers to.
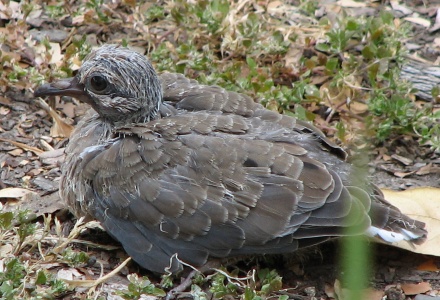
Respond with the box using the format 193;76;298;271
34;44;426;274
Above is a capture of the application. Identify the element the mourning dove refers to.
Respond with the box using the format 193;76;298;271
34;44;426;274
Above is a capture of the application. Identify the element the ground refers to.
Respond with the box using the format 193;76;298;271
0;0;440;299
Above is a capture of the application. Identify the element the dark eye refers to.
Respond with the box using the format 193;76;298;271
88;75;108;93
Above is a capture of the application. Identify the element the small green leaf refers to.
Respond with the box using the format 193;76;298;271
325;57;339;72
346;19;358;31
315;43;330;52
362;45;376;59
35;270;47;285
0;212;14;229
246;56;257;69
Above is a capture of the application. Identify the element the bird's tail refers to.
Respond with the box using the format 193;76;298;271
365;188;427;245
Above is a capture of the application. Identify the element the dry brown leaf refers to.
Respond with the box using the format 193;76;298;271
39;139;54;151
57;268;84;281
380;187;440;256
0;1;21;19
8;148;24;156
11;192;64;217
336;0;367;8
60;102;76;119
35;98;74;138
48;43;64;66
284;47;303;69
267;1;283;14
391;154;413;166
0;137;43;155
0;245;13;257
404;16;431;28
62;257;131;288
382;154;392;161
0;187;35;199
401;282;431;295
72;15;85;25
310;75;330;85
393;170;415;178
416;164;440;175
417;259;440;272
347;101;368;114
324;283;335;298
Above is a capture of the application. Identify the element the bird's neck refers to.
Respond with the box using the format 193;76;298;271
102;105;161;127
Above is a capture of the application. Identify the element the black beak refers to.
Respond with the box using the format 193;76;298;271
34;77;86;99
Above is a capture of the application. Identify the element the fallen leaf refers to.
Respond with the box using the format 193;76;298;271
0;187;35;199
57;268;84;281
417;259;440;272
324;283;335;298
404;16;431;28
0;244;13;257
347;101;368;114
72;15;85;25
62;257;131;288
8;148;23;156
0;138;43;155
391;154;413;166
393;170;415;178
416;164;440;175
336;0;366;8
267;1;283;14
4;192;64;218
60;102;76;119
0;1;21;19
47;43;62;65
39;139;54;151
380;187;440;256
35;98;73;138
382;154;392;161
401;282;431;295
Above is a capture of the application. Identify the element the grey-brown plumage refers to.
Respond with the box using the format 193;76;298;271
34;44;426;274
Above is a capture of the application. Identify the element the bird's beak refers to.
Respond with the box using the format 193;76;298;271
34;77;86;99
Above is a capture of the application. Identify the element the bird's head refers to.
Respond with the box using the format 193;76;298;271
34;44;163;124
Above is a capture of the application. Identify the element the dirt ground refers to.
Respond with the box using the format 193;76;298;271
1;0;440;299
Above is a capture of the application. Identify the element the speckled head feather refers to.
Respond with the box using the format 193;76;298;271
79;44;163;123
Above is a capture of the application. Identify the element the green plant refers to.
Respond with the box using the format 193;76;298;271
209;268;284;299
85;0;110;23
116;274;166;299
144;5;166;23
61;247;90;267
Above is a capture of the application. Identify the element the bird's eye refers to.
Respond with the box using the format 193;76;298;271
88;75;108;93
